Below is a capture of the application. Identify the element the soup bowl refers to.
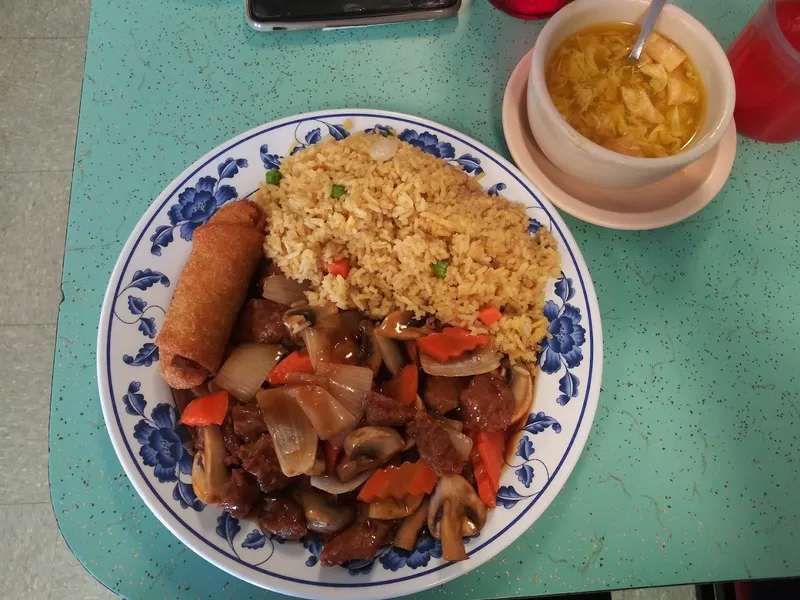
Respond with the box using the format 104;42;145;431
527;0;735;189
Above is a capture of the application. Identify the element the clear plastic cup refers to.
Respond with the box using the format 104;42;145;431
726;0;800;143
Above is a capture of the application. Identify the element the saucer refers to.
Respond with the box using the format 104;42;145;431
502;50;737;230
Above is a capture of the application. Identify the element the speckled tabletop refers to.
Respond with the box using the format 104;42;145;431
50;0;800;598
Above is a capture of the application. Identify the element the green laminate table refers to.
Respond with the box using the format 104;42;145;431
50;0;800;598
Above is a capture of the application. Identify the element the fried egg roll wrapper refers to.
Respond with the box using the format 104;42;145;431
156;200;267;389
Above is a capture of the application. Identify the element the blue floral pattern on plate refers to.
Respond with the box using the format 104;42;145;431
149;157;248;256
540;274;586;406
259;144;282;171
495;411;563;509
114;269;170;365
99;112;600;593
380;536;442;571
125;381;202;510
215;512;276;566
398;129;486;176
303;533;479;575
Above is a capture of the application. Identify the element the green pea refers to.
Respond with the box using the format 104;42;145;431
432;260;449;279
265;169;282;186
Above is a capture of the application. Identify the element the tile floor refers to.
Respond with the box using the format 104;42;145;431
0;3;698;599
0;1;116;598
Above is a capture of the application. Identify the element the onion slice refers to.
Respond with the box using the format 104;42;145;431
374;334;407;375
316;363;373;422
368;136;399;162
213;343;284;401
446;427;474;462
256;387;318;477
301;327;330;372
288;385;357;440
434;414;463;432
310;470;373;495
282;372;328;387
262;274;310;306
420;345;502;377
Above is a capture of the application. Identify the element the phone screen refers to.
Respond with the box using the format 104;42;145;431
250;0;459;22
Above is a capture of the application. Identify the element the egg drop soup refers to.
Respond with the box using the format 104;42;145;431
546;23;706;158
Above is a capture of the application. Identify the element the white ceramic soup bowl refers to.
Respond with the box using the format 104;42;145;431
527;0;735;189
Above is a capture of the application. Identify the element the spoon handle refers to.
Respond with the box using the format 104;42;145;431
628;0;667;63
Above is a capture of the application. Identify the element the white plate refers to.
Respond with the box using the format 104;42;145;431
97;109;603;599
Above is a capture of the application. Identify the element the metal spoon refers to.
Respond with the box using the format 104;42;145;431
627;0;667;64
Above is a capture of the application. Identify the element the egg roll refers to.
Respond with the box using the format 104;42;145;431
156;200;267;389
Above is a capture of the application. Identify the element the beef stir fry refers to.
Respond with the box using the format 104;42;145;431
174;265;536;565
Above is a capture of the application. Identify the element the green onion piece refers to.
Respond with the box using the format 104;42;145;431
331;184;346;199
380;129;392;137
432;260;448;279
266;169;282;185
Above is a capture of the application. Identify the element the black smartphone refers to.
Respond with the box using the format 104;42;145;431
246;0;462;31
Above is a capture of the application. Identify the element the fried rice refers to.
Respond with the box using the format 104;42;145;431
252;131;561;361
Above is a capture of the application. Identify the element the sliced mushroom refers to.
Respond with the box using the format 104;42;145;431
394;498;429;551
344;426;405;463
368;494;424;520
357;320;383;375
499;355;512;385
310;470;373;495
336;455;381;483
283;305;316;336
293;489;355;536
427;474;488;562
510;364;534;424
283;303;341;338
311;302;342;332
191;425;229;504
376;311;432;340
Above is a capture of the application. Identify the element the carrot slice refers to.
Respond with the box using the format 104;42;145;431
476;431;505;491
324;440;343;473
478;307;503;326
267;351;314;385
179;390;229;426
442;327;491;345
357;462;438;502
381;364;418;407
326;259;350;279
473;456;497;508
417;327;491;361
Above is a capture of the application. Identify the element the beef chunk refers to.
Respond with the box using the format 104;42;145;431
422;375;468;414
231;402;268;443
233;298;291;345
320;519;395;566
239;434;292;493
218;469;260;518
406;413;465;475
258;496;307;541
220;417;242;466
460;374;514;432
365;391;415;426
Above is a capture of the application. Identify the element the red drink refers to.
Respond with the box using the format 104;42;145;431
727;0;800;143
489;0;571;20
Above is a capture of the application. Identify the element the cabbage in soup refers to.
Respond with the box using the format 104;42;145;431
546;23;706;158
